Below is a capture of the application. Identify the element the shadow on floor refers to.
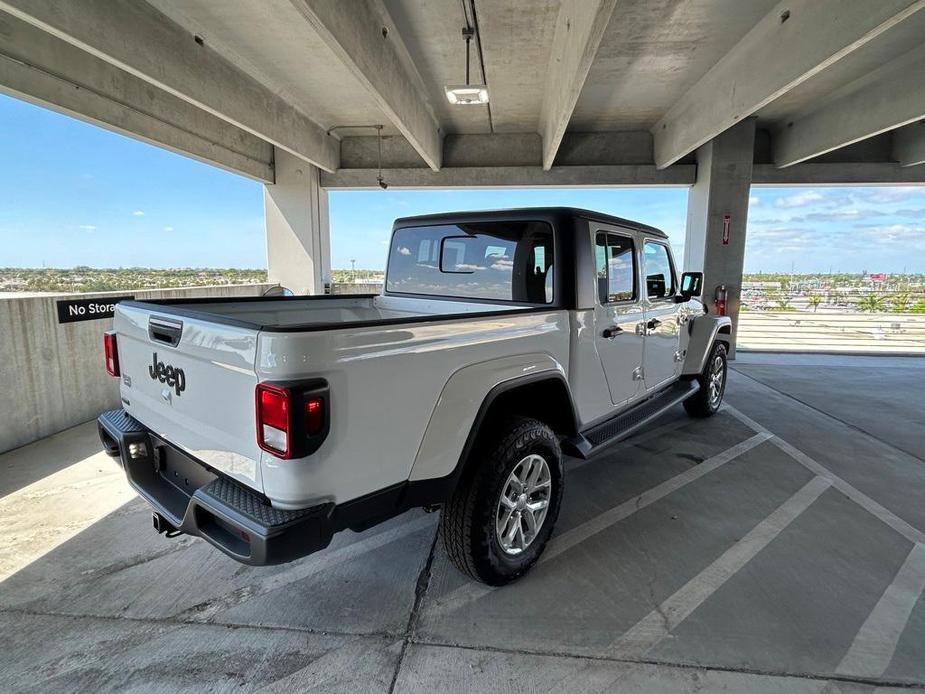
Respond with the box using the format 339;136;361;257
0;419;105;498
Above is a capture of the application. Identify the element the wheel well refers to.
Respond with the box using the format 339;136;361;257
480;377;578;439
716;324;731;347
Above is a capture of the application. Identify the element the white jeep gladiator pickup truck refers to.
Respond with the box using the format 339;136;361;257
98;207;730;585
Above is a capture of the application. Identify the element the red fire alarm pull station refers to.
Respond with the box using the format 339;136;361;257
722;214;731;246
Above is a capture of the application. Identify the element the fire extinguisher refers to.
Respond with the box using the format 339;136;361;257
714;284;728;316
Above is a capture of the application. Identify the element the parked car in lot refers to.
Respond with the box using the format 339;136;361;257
98;207;731;585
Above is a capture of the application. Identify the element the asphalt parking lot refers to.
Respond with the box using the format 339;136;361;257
1;353;924;693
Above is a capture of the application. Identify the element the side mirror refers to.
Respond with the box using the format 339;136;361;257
677;272;703;302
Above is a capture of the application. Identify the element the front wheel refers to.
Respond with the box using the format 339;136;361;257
440;417;563;586
684;341;727;418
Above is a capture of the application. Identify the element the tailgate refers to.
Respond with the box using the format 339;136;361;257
114;303;264;492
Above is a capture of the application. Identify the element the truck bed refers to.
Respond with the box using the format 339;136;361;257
122;293;534;330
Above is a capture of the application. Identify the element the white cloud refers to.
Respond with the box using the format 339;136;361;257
78;224;97;231
803;209;885;222
132;210;145;217
398;246;411;256
859;224;925;243
748;216;786;226
163;226;174;232
749;196;760;206
774;191;823;209
860;187;923;204
490;260;514;270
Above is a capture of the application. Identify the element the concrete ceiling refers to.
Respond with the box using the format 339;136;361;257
146;0;397;133
755;10;925;126
2;0;924;181
571;0;778;132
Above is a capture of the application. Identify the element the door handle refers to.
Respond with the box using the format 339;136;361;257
602;325;624;339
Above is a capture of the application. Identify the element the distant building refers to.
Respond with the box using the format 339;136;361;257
742;281;782;290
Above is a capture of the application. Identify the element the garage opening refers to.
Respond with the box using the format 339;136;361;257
741;186;925;354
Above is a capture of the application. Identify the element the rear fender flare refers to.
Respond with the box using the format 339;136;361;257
408;354;571;483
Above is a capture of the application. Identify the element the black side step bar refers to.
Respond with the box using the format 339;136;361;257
563;380;699;459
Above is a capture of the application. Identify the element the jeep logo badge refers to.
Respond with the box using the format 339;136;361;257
149;352;186;396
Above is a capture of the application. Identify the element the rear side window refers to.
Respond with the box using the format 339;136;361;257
386;221;555;303
643;241;675;299
595;232;636;303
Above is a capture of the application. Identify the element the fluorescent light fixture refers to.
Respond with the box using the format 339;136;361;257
445;84;489;105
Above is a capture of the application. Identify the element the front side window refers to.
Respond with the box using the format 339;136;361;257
386;221;554;303
643;241;675;300
595;232;636;304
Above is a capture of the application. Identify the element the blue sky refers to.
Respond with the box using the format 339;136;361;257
0;94;265;268
2;93;924;273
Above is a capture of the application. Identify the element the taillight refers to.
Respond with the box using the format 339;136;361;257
103;331;120;377
256;384;291;457
255;382;329;459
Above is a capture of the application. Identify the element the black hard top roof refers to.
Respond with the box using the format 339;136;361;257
392;206;668;239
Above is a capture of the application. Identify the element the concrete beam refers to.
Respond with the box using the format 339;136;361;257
752;162;925;185
0;0;339;172
774;46;925;167
652;0;925;169
539;0;618;170
893;122;925;167
321;164;695;189
341;133;541;169
339;131;659;169
0;13;273;183
289;0;442;170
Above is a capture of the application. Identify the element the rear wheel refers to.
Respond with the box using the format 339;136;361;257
440;417;563;586
684;341;727;418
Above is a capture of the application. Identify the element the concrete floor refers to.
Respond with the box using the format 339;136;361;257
1;353;924;693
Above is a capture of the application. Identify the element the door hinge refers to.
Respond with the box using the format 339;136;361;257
632;366;644;381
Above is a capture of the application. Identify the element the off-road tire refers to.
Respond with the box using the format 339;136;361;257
439;417;563;586
684;341;727;418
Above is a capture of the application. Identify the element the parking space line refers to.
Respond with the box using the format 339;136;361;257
547;432;772;563
430;432;772;617
610;476;831;659
724;405;925;546
835;543;925;679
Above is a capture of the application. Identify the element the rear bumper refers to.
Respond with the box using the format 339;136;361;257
97;409;334;565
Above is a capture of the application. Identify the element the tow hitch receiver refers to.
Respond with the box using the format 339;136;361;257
152;512;182;538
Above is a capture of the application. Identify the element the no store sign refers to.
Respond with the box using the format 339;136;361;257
56;296;134;324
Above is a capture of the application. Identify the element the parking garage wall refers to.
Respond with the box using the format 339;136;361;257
0;283;275;454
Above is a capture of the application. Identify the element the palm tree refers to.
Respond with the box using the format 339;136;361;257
775;296;792;311
890;293;910;313
857;295;885;313
808;295;822;312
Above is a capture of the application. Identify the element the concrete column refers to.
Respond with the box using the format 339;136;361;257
264;148;331;294
684;118;756;357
